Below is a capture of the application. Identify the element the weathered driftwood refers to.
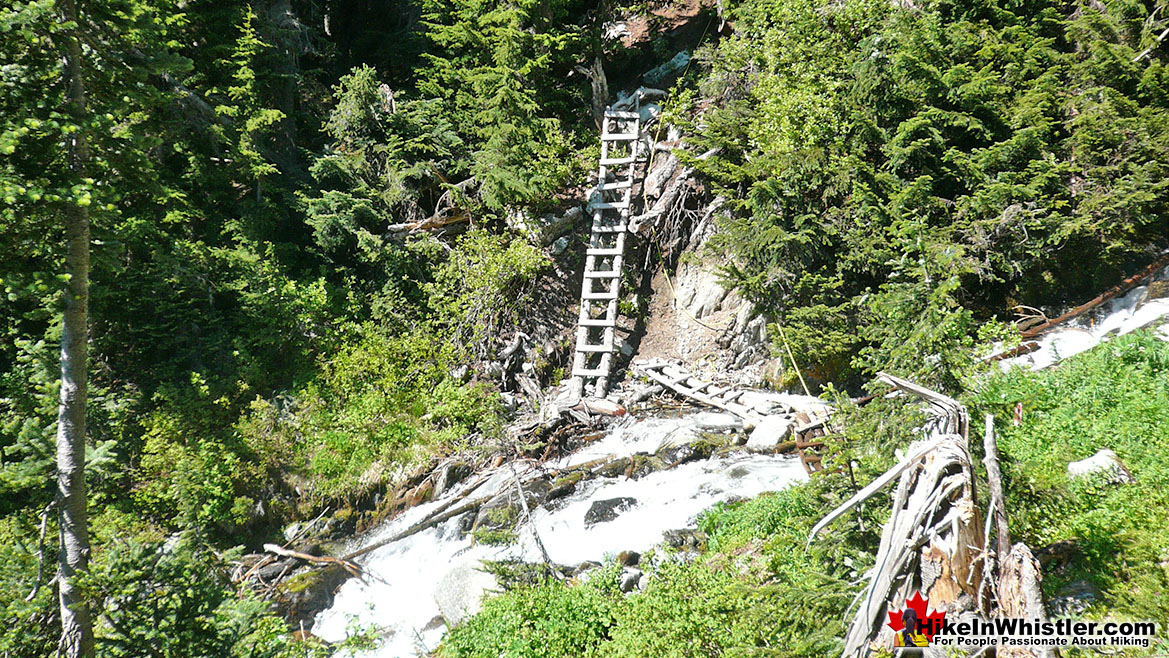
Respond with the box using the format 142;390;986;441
633;359;771;426
813;375;983;658
342;476;494;562
997;543;1058;658
983;414;1012;573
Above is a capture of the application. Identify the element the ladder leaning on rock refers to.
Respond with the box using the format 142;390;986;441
571;108;643;398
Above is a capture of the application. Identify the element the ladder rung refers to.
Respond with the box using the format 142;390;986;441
579;317;617;327
590;201;629;210
602;132;638;141
583;270;620;278
572;367;607;378
605;110;640;119
586;247;623;256
599;180;632;191
582;289;619;300
576;343;614;353
592;224;627;233
600;157;636;166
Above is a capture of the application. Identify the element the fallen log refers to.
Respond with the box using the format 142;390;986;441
342;492;495;562
1019;252;1169;338
263;544;362;578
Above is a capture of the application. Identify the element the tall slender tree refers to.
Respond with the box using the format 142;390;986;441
55;0;94;654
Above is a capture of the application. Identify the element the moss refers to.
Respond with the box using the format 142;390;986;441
473;527;517;546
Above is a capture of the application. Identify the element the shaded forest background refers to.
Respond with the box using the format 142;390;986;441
1;0;1167;655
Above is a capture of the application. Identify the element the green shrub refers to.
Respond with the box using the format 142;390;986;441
440;566;623;658
970;330;1169;629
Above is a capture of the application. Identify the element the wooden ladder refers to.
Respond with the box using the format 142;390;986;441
571;108;642;398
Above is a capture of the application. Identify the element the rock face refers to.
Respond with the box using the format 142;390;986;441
745;415;793;453
1067;449;1133;485
435;563;499;626
630;193;781;385
584;497;638;527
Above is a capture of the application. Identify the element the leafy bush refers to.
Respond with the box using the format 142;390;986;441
429;230;550;357
440;566;623;658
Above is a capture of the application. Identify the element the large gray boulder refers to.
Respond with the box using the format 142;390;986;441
1067;449;1133;485
435;564;499;626
745;416;793;453
584;497;638;527
692;412;743;432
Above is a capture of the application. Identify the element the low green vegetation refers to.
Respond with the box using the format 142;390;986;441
971;330;1169;633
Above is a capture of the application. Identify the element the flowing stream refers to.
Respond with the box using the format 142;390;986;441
1001;278;1169;370
312;414;809;656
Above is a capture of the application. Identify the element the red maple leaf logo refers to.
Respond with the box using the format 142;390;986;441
887;591;947;641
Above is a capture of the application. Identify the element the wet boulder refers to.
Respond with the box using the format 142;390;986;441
435;563;499;626
628;455;667;479
617;550;641;567
692;412;743;433
619;567;644;593
272;564;353;628
254;558;298;582
745;416;793;453
593;456;633;479
656;437;718;466
572;560;602;578
584;497;638;527
663;528;706;551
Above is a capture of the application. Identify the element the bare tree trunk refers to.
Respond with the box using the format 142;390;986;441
998;543;1058;658
575;56;609;129
56;1;95;656
983;414;1012;573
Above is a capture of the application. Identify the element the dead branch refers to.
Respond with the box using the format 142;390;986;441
1132;25;1169;62
25;502;53;601
263;544;363;578
982;414;1011;574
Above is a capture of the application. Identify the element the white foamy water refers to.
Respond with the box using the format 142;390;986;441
1002;282;1169;371
312;413;807;656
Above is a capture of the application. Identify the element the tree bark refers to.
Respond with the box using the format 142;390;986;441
56;1;95;656
998;543;1058;658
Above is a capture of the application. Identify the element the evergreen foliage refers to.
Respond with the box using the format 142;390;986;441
678;0;1169;388
2;0;1168;653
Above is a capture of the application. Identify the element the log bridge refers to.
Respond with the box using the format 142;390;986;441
634;358;832;475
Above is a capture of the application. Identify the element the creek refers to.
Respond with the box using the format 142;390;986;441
312;414;809;656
